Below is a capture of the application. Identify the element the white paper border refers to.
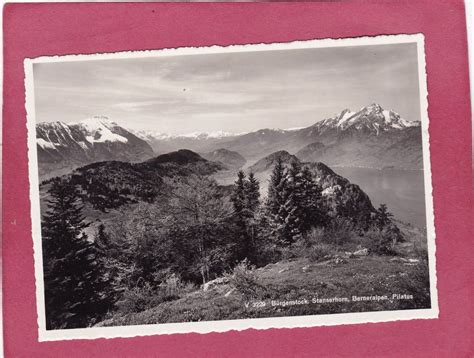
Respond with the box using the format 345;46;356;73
24;34;438;342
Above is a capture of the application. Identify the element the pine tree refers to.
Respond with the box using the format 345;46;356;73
266;157;291;244
95;223;110;252
231;170;261;262
94;223;120;303
375;203;393;229
284;160;305;241
231;170;247;220
300;166;326;230
244;171;261;260
42;178;113;329
244;171;260;217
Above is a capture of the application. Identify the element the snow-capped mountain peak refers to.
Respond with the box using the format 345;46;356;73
315;104;420;134
36;118;154;179
70;116;128;144
177;131;236;139
73;115;118;131
131;129;246;141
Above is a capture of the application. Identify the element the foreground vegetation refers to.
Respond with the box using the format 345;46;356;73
98;232;430;327
40;155;430;330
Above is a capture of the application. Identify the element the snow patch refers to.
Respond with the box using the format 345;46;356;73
37;138;56;150
75;116;128;144
77;141;89;150
382;110;393;124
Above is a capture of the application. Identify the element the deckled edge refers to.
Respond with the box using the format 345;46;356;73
22;33;439;342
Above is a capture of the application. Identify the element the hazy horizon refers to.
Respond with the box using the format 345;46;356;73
33;42;421;135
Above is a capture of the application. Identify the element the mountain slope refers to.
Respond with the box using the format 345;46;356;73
294;104;422;169
200;149;246;169
41;150;225;212
247;150;376;225
248;150;299;173
36;117;154;179
135;104;422;169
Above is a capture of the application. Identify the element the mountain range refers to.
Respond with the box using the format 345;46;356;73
36;116;154;179
132;103;423;169
35;104;423;180
40;149;376;228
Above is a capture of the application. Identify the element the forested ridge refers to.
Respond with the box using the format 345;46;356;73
40;150;428;330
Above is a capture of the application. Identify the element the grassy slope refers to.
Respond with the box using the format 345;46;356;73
98;224;430;328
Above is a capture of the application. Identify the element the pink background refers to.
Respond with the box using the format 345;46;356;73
3;1;473;356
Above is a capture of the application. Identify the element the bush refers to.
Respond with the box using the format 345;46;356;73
115;274;195;314
286;228;338;262
306;243;335;262
361;227;397;255
226;259;263;298
115;282;163;314
324;218;357;245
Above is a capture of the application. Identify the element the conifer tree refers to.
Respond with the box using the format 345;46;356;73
284;160;305;241
375;203;393;229
244;171;261;259
42;178;113;329
266;157;291;243
231;170;261;262
300;165;326;230
231;170;247;220
245;171;260;216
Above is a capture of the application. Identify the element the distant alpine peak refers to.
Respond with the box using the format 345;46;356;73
132;129;247;141
316;104;420;134
72;115;119;131
72;117;128;143
178;130;237;139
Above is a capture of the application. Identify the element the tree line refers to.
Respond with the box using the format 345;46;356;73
41;157;400;329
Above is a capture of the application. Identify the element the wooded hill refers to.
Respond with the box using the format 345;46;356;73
39;149;427;331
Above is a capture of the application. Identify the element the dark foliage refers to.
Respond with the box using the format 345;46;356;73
42;178;115;329
41;152;410;330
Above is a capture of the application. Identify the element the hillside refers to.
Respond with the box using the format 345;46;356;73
200;148;247;169
249;150;299;172
40;150;225;212
135;104;422;169
245;150;376;226
97;221;429;328
36;117;154;179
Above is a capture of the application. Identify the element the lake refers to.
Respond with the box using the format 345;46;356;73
333;167;427;228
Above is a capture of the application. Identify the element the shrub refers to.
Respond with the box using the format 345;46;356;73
226;259;263;298
287;229;338;262
362;227;397;255
115;274;195;314
115;282;163;314
306;243;335;262
324;217;357;245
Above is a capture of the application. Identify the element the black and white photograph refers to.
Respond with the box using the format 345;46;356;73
25;35;437;341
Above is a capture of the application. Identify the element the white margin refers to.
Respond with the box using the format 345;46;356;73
24;34;438;342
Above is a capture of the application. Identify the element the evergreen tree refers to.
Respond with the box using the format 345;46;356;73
42;178;113;329
231;170;247;220
95;223;110;252
94;223;121;303
266;157;291;244
244;172;260;216
231;171;261;262
284;160;305;241
243;171;261;261
300;166;326;230
375;203;393;229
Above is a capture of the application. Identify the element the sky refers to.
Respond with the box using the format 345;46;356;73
33;42;421;135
